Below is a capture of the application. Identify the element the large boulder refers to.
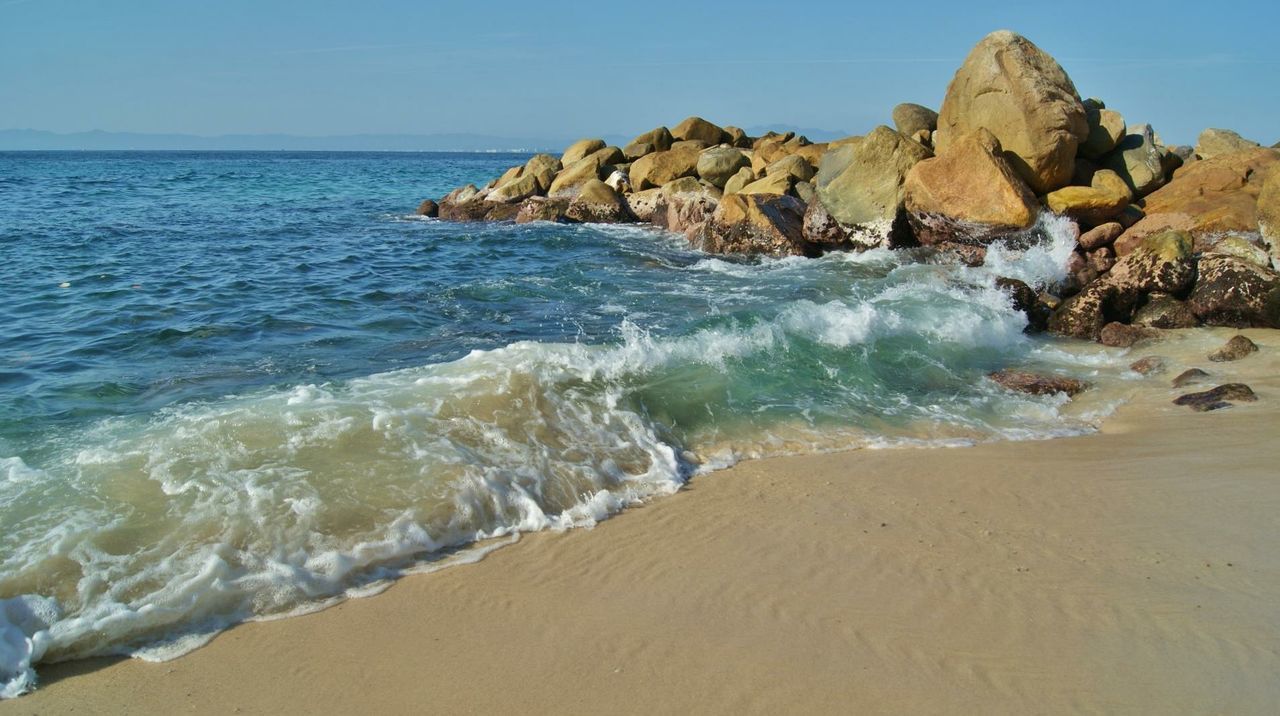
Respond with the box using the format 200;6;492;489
1078;99;1126;160
671;116;729;145
1044;168;1132;226
696;193;812;256
629;127;674;152
625;188;665;223
561;138;607;166
738;173;795;196
903;128;1039;245
548;147;622;197
515;196;572;224
934;30;1088;193
766;155;816;182
1101;124;1166;197
629;144;702;190
486;173;540;203
1195;128;1261;160
696;147;751;188
722;167;756;195
891;103;939;137
523;154;563;192
415;199;439;217
655;178;720;234
566;179;634;223
1139;147;1280;236
814;125;932;248
1186;255;1280;328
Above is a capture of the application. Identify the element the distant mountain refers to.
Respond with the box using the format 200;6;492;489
0;129;632;153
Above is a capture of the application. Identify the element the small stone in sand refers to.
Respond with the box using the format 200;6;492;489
1171;368;1210;388
1208;335;1259;362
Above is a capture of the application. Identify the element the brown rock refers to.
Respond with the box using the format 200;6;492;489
515;196;572;224
415;199;439;217
1132;294;1200;329
696;193;813;257
629;127;674;153
995;277;1050;332
1079;100;1126;160
561;138;607;166
988;369;1089;397
1195;128;1261;160
1187;255;1280;328
1098;321;1158;348
1128;356;1165;375
1173;383;1257;411
724;126;750;148
934;30;1088;193
629;144;703;191
1078;221;1123;251
1044;168;1132;225
767;155;816;182
655;179;720;234
548;147;622;198
696;147;751;188
739;173;795;197
722;167;756;196
892;103;939;137
904;128;1039;245
1172;368;1211;388
1140;147;1280;236
1113;213;1196;256
566;179;634;223
1208;335;1260;362
671;116;729;145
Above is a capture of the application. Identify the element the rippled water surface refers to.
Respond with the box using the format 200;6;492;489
0;151;1127;697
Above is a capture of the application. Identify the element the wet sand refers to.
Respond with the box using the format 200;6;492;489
8;330;1280;714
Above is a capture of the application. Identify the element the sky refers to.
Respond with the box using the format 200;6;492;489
2;0;1278;146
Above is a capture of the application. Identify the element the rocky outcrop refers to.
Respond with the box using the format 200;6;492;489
1138;147;1280;236
934;30;1088;193
1195;128;1260;160
813;125;931;249
903;128;1039;245
1187;256;1280;328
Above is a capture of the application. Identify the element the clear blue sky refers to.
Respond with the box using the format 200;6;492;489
2;0;1277;145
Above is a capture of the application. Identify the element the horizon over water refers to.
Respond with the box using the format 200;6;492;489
0;150;1130;698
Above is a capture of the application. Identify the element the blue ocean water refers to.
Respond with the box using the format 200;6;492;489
0;151;1124;697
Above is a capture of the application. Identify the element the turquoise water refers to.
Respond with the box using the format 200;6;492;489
0;151;1122;697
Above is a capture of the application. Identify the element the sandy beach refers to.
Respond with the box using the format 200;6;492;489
7;329;1280;715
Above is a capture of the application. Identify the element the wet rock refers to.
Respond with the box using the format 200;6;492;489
1128;356;1165;375
815;125;931;249
1208;335;1259;362
1132;293;1200;329
566;180;634;223
1187;256;1280;328
1098;321;1159;348
995;277;1051;333
1173;383;1258;411
988;369;1090;397
515;196;572;224
655;179;720;234
625;188;665;223
414;199;439;217
935;30;1088;193
696;193;812;257
1171;368;1210;388
439;197;496;222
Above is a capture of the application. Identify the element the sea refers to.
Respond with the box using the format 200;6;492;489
0;150;1132;697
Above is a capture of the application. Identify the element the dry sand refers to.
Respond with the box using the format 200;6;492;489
7;329;1280;715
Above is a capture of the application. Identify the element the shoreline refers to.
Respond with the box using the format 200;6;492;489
7;329;1279;713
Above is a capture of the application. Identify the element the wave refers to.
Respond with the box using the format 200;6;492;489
0;214;1110;696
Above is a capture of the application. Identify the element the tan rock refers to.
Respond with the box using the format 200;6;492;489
723;126;750;148
1078;100;1126;160
625;188;665;223
566;179;634;223
1257;167;1280;266
814;125;931;247
723;167;756;195
1044;168;1132;225
625;144;702;191
892;103;938;137
515;196;571;224
629;127;674;152
561;138;607;166
903;128;1039;245
766;155;816;182
1195;128;1261;160
655;179;720;234
1101;124;1166;197
1078;221;1123;251
671;116;729;145
548;147;621;198
524;154;563;193
623;142;655;161
486;173;540;203
739;173;795;196
934;30;1088;193
696;147;751;188
1140;147;1280;236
